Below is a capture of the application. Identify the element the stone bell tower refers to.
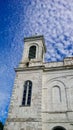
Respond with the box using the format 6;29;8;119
19;35;46;68
4;35;73;130
4;35;46;130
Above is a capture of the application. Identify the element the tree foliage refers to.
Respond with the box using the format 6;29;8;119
0;122;4;130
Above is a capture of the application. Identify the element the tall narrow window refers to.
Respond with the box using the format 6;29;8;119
52;86;61;104
22;80;32;106
29;45;36;60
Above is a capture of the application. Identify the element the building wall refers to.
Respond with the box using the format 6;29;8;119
4;69;43;130
42;68;73;130
4;66;73;130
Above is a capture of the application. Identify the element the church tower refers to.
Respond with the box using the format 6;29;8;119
20;35;46;66
4;35;46;130
4;35;73;130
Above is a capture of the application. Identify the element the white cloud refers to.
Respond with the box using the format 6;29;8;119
20;0;73;61
0;92;9;107
0;92;10;122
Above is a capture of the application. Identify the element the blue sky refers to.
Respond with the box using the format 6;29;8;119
0;0;73;124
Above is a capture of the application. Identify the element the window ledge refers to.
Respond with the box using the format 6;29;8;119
19;105;30;107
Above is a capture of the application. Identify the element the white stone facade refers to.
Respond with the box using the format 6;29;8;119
4;36;73;130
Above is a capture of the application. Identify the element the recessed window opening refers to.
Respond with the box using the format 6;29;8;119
52;85;61;103
29;45;36;60
52;126;66;130
22;80;32;106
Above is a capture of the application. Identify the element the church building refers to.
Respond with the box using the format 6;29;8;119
4;35;73;130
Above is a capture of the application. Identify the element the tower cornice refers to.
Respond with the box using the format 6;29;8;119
24;35;46;52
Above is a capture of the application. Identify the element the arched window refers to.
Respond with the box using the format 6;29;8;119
28;45;36;60
52;86;61;104
52;126;66;130
22;80;32;106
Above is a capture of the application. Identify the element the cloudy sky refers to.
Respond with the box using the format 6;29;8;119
0;0;73;123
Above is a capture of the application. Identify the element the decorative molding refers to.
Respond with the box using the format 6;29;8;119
15;66;44;72
15;63;73;72
24;35;46;52
42;110;73;113
7;118;41;122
